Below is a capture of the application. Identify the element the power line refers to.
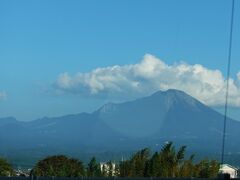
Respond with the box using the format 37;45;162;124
221;0;235;165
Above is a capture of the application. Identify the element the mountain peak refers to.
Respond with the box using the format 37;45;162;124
151;89;203;108
151;89;187;97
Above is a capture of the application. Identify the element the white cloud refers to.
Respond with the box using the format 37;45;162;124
54;54;240;107
0;91;7;101
237;71;240;81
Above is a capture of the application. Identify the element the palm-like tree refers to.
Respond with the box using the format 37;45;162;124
158;142;186;177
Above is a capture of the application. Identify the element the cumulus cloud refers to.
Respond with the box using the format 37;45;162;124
0;91;7;101
237;72;240;81
54;54;240;107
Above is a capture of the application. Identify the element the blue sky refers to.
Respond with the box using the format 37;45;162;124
0;0;240;121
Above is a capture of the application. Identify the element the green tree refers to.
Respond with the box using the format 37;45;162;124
157;142;177;177
87;157;101;177
118;142;219;178
0;157;14;177
31;155;85;177
147;152;160;177
209;160;220;178
129;148;150;177
173;145;186;177
152;142;186;177
194;159;219;178
179;154;195;177
119;160;131;177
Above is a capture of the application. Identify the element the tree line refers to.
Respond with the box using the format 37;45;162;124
118;142;219;178
0;142;219;178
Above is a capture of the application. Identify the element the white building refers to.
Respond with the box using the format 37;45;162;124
100;162;116;176
219;164;238;178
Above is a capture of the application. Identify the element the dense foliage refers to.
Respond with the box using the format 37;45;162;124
119;142;219;178
30;143;220;178
31;155;85;177
87;157;102;177
0;157;14;177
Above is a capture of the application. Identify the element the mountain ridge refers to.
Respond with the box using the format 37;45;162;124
0;89;225;123
0;89;239;157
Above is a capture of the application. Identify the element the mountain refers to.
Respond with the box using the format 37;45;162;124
96;89;240;152
1;89;240;164
96;89;204;138
0;113;126;151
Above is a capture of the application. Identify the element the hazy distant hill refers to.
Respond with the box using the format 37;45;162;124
0;89;240;162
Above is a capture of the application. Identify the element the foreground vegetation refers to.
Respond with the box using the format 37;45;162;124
118;142;219;178
1;142;220;178
0;157;14;176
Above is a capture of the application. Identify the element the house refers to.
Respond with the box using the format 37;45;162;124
100;162;116;176
219;164;238;178
14;169;30;177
